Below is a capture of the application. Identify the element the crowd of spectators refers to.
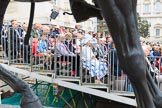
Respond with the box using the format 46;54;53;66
1;19;162;92
141;41;162;73
0;19;129;84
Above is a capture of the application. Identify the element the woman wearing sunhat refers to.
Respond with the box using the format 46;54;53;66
81;37;108;84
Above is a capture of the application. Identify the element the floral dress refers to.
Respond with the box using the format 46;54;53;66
82;46;108;79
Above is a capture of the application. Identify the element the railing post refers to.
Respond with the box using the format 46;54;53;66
79;38;82;85
108;51;112;93
0;91;2;104
8;27;11;65
53;36;57;79
30;37;33;72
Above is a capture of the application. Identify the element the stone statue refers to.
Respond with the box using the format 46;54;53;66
0;0;162;108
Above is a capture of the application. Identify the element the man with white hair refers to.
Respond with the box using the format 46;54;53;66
143;45;162;86
56;33;80;76
42;25;50;34
142;45;150;57
142;45;158;84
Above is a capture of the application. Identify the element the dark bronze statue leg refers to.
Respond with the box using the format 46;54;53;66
69;0;102;22
0;0;10;37
0;1;42;107
96;0;162;108
0;64;43;108
146;66;162;107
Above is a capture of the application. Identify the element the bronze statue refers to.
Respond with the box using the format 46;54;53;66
0;0;162;108
68;0;162;108
0;0;50;108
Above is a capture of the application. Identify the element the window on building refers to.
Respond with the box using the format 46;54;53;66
144;0;151;3
137;0;140;4
155;0;161;13
156;29;160;37
137;5;140;12
97;22;99;26
53;0;57;5
143;4;151;13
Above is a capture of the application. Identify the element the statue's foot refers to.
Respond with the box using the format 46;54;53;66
20;98;43;108
20;89;43;108
70;0;102;22
154;96;162;108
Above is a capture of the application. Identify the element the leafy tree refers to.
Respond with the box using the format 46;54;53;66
137;14;151;38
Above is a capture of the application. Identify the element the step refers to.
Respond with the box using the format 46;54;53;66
0;104;55;108
0;104;19;108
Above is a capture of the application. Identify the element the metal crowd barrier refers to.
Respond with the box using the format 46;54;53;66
147;56;162;90
0;91;2;104
4;26;162;94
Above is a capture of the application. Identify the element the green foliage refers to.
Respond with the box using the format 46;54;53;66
137;14;151;38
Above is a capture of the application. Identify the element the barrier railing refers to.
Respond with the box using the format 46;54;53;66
3;27;162;95
0;92;2;104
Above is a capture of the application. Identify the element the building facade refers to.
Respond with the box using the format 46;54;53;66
4;0;97;31
51;0;97;31
97;19;109;35
137;0;162;42
96;0;162;42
